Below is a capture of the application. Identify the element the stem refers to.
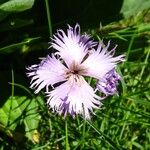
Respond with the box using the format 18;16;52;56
82;120;86;138
7;68;14;127
86;120;121;150
65;118;70;150
126;31;136;61
80;120;86;149
45;0;52;37
140;47;150;79
11;68;14;96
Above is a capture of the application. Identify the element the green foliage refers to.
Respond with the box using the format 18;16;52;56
0;96;41;143
0;0;35;22
0;0;35;12
0;37;41;54
0;0;150;149
121;0;150;18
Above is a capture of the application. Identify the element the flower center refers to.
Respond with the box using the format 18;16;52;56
65;62;87;81
70;69;79;75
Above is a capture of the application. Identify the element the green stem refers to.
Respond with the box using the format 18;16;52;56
82;120;86;138
45;0;52;37
86;120;120;150
8;82;34;97
140;47;150;79
7;68;14;127
126;31;136;61
80;120;86;149
11;68;14;96
65;118;70;150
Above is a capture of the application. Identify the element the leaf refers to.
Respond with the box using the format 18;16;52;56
120;0;150;18
24;98;40;143
0;96;41;143
130;96;150;107
0;37;41;54
0;96;29;130
0;0;35;12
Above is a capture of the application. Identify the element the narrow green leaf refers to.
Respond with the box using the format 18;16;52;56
0;37;41;54
130;96;150;107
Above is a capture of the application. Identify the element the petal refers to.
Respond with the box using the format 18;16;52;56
47;75;102;119
82;41;125;79
27;54;67;93
50;24;96;67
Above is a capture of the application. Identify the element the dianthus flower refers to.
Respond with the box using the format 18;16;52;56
27;24;125;119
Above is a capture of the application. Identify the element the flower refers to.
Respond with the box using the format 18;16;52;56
27;24;125;119
97;69;121;96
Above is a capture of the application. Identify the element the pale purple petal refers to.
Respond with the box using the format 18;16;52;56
47;76;102;119
50;24;96;67
82;41;125;79
27;54;68;93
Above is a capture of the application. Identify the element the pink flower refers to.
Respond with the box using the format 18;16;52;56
27;24;125;119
